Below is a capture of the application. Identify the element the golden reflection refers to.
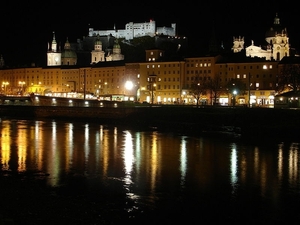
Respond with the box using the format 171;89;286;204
101;126;109;177
35;121;43;171
288;143;298;184
0;122;11;170
278;143;283;181
113;127;118;155
17;124;27;171
65;123;74;171
150;132;159;192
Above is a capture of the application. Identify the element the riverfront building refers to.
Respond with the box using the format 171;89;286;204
0;15;298;107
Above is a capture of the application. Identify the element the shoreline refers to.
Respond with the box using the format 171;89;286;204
1;105;300;141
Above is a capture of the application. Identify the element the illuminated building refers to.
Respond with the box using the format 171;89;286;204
232;13;290;61
88;20;176;40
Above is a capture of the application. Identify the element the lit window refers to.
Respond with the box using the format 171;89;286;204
204;63;207;67
243;74;246;78
208;63;211;67
152;58;155;61
269;65;272;69
256;83;259;88
237;74;240;78
263;65;267;69
151;51;153;55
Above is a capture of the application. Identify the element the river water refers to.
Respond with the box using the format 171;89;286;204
1;118;300;224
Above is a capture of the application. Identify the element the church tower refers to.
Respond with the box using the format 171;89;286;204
91;34;105;64
232;36;244;53
265;13;289;61
47;31;61;66
106;39;124;61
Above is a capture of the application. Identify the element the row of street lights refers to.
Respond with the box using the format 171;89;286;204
1;81;26;95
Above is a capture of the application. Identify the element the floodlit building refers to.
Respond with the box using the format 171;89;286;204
88;20;176;40
232;13;290;61
47;32;61;66
0;16;298;107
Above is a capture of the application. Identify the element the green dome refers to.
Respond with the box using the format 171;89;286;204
62;49;77;58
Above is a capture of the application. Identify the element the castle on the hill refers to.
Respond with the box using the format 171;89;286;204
88;20;176;40
232;13;290;61
47;20;177;67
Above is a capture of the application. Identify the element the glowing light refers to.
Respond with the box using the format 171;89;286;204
125;80;134;90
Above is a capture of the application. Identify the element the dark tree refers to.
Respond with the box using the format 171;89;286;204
277;64;300;93
206;74;223;105
189;77;207;108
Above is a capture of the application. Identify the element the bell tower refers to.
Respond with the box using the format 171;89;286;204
47;31;61;66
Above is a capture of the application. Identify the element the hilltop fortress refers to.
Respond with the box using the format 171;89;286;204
88;20;176;40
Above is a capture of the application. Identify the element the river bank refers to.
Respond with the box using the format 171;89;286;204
1;105;300;141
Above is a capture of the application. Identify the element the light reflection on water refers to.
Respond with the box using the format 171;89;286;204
1;118;300;223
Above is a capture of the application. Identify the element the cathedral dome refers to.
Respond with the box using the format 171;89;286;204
61;38;77;58
61;49;77;58
265;13;287;43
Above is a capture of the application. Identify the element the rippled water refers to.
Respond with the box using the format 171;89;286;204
1;118;300;224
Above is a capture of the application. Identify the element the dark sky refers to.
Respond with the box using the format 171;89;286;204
0;0;299;66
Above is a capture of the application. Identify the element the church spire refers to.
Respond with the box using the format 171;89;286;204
51;31;57;52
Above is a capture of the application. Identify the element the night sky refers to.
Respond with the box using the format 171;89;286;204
0;0;299;67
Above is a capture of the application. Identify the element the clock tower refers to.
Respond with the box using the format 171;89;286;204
47;31;61;66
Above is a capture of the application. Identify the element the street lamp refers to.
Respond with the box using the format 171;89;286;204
2;82;9;95
19;81;25;95
125;80;134;101
232;90;237;106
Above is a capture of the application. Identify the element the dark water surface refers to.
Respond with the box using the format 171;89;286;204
1;118;300;224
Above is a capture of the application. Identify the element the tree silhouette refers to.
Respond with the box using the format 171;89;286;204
206;74;223;105
277;64;300;93
189;78;207;107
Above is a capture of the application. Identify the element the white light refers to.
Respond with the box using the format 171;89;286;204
125;81;134;90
